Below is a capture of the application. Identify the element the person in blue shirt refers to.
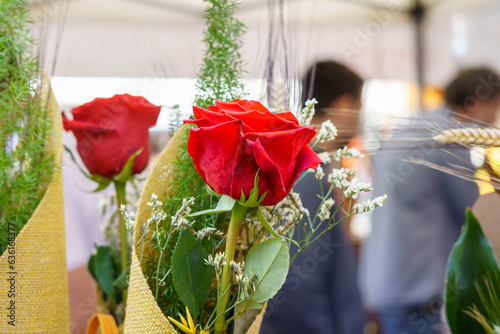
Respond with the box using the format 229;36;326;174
358;67;500;334
260;60;366;334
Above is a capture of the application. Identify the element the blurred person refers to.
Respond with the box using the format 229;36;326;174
260;60;366;334
358;67;500;334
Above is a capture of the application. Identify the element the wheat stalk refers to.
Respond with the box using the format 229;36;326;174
433;128;500;147
268;77;287;110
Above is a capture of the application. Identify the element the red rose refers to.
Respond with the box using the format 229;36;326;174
62;94;161;178
185;99;322;206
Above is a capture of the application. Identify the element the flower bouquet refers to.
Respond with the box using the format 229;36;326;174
70;1;386;332
121;98;386;334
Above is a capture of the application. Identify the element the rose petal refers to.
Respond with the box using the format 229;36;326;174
274;111;300;125
249;127;317;205
224;110;298;133
187;120;244;196
62;114;113;133
228;139;263;201
187;106;237;127
210;100;247;113
234;99;270;114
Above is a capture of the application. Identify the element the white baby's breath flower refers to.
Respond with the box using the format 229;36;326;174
343;178;372;199
230;260;245;276
299;98;318;126
120;204;136;232
205;252;227;275
352;194;387;213
328;168;356;188
318;198;336;221
146;193;168;227
172;217;191;229
196;227;223;240
333;146;364;161
316;120;338;143
258;190;309;237
171;197;195;229
315;165;325;180
318;152;332;164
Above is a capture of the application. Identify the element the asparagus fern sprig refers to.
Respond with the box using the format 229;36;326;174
0;0;56;253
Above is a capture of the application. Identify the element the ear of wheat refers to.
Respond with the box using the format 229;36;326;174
433;128;500;147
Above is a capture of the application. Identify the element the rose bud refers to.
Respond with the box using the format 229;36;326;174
63;94;161;178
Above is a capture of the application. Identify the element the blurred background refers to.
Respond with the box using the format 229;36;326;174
26;1;500;332
32;0;500;244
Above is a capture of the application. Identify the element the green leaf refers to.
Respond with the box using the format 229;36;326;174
64;145;91;179
91;176;112;192
88;246;117;302
113;148;143;183
445;209;500;333
242;238;289;309
255;207;299;247
171;229;213;318
238;171;267;208
189;194;235;216
113;265;130;290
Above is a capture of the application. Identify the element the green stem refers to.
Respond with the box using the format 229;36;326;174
214;202;248;334
114;180;128;306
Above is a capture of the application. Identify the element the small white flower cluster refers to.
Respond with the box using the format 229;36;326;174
314;165;325;180
327;169;371;199
333;146;364;162
205;252;226;275
260;190;310;236
230;260;245;276
343;178;372;199
352;194;387;213
328;168;356;187
236;271;257;298
318;198;336;221
146;193;168;229
197;227;223;240
171;197;195;229
317;152;332;164
299;98;317;126
120;204;136;232
316;120;338;143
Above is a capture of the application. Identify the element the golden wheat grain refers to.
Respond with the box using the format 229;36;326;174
433;128;500;147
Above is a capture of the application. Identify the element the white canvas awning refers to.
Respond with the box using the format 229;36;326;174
29;0;500;87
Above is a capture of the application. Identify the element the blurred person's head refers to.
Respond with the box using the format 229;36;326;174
302;60;363;150
445;67;500;125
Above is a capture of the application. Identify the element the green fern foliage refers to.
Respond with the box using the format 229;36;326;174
143;0;248;321
0;0;56;253
194;0;247;109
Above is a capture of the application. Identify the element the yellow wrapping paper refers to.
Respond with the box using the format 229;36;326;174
0;73;70;333
124;126;266;333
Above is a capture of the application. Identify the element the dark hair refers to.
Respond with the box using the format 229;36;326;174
444;67;500;111
302;61;363;112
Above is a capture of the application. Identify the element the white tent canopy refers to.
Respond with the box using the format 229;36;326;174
32;0;500;87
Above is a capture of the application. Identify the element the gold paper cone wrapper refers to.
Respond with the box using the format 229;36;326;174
0;73;70;333
124;125;266;334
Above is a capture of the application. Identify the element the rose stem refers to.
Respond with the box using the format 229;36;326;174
114;180;128;306
214;202;248;334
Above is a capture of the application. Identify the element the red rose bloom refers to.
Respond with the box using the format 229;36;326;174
62;94;161;178
185;99;322;206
